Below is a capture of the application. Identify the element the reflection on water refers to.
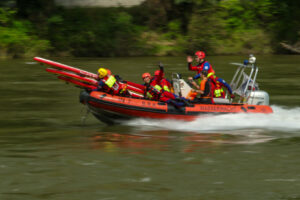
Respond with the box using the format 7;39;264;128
89;131;172;153
88;129;276;155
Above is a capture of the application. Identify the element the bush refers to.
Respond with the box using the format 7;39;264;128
0;8;51;58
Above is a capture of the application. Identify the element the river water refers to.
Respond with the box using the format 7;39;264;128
0;56;299;200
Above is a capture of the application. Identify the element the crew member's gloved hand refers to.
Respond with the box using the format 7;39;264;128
230;94;235;99
115;75;122;81
158;62;163;69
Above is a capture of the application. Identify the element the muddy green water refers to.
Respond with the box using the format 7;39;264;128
0;56;299;200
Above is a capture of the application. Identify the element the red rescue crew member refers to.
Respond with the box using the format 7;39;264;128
187;51;215;77
187;51;216;96
214;77;235;99
187;51;234;99
142;72;160;100
142;64;189;108
153;69;173;92
188;70;213;104
95;68;128;96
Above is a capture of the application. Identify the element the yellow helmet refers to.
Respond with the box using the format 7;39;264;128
98;68;108;78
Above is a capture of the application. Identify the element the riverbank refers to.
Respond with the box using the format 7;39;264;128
1;1;299;59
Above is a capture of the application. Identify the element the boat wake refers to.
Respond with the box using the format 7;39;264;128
124;105;300;134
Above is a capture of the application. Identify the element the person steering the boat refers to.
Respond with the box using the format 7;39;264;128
188;70;213;104
142;63;189;108
94;68;129;96
192;73;235;99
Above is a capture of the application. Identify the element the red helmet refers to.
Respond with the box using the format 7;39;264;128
154;70;164;77
195;51;205;59
142;72;151;79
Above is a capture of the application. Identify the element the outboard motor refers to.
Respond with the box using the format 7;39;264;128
247;91;270;105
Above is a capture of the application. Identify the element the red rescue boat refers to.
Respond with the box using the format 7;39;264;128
79;90;273;123
35;56;273;124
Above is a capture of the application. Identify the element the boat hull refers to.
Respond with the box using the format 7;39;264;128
80;91;273;123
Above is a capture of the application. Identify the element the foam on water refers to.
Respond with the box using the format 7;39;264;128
124;105;300;133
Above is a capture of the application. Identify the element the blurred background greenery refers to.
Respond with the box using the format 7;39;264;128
0;0;300;58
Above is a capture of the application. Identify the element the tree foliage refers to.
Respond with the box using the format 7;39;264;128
0;8;51;58
0;0;299;58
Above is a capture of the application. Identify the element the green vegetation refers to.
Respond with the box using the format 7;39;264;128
0;8;50;58
0;0;299;58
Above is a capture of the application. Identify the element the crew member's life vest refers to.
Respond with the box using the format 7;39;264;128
103;75;127;95
145;84;162;100
198;74;216;97
160;79;172;92
200;79;211;98
214;87;224;98
213;81;225;98
198;72;215;84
